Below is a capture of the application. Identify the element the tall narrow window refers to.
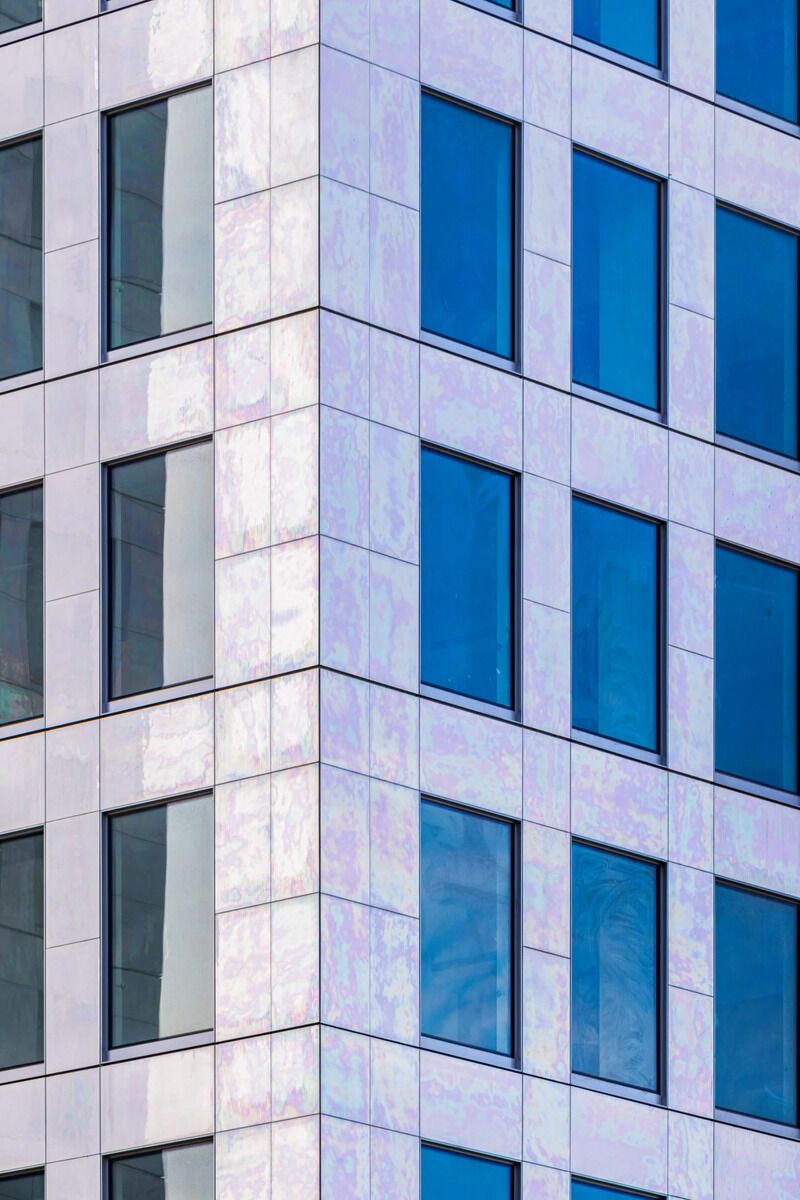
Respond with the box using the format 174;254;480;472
110;1143;214;1200
109;794;214;1048
0;832;43;1071
717;0;798;122
574;0;661;67
715;545;798;793
109;441;213;699
716;882;798;1126
573;151;661;411
0;136;42;380
422;1146;514;1200
107;86;213;350
0;486;43;725
0;1173;44;1200
716;206;798;459
572;497;661;753
421;92;516;360
421;447;515;709
421;799;514;1057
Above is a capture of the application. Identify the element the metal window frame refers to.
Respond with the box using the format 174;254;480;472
573;0;668;78
0;478;45;734
0;825;44;1076
103;1137;215;1199
421;1140;520;1197
715;0;800;138
0;130;44;387
571;1177;665;1199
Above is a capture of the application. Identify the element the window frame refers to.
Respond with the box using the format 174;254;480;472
571;1179;666;1200
0;1169;46;1199
453;0;523;24
0;825;45;1082
572;0;668;79
104;1138;215;1199
0;131;44;393
715;2;800;135
421;1141;520;1198
0;479;44;737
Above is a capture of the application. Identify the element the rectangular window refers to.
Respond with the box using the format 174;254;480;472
717;0;798;122
0;1173;44;1200
421;799;514;1057
573;1184;653;1200
716;881;798;1126
421;92;516;361
716;206;798;460
574;0;661;67
421;447;515;709
0;485;43;725
0;136;42;380
108;441;213;700
422;1146;514;1199
109;1143;214;1199
0;831;43;1071
572;497;661;753
572;842;660;1093
109;794;213;1049
573;150;661;411
715;545;798;793
107;86;213;350
0;1;40;32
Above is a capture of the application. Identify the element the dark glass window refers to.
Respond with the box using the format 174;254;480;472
109;794;213;1049
421;92;516;360
0;136;42;380
715;545;798;793
716;882;798;1126
421;799;514;1056
572;842;660;1092
0;2;41;32
0;832;42;1071
572;497;660;752
422;1146;513;1200
421;447;515;709
0;1173;44;1200
574;0;661;67
0;486;43;725
717;0;798;122
573;1184;650;1200
109;441;213;699
716;207;798;460
573;151;661;411
108;87;213;350
110;1143;213;1200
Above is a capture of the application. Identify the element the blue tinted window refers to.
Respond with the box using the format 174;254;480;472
574;0;660;67
716;883;798;1125
421;92;515;359
717;0;798;122
422;1146;513;1200
0;136;42;380
421;800;514;1056
573;1184;647;1200
573;151;661;410
716;207;798;459
572;843;660;1092
421;447;514;708
715;546;798;793
572;498;660;752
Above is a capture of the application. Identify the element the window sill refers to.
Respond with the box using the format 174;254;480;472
715;433;800;476
421;1035;519;1072
571;1072;664;1107
571;727;664;769
104;1029;214;1064
453;0;522;24
420;329;521;378
102;324;214;368
572;36;666;84
715;93;800;139
715;1107;800;1141
0;1061;44;1085
572;381;664;425
0;21;42;49
0;714;45;743
0;367;43;397
104;676;213;716
421;683;520;725
714;770;799;810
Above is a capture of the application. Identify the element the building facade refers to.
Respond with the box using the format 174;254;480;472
0;0;797;1198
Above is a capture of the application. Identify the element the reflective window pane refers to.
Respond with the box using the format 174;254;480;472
574;0;660;67
421;800;514;1056
421;92;515;359
0;136;42;380
573;1184;647;1200
716;882;798;1125
716;207;798;459
0;1;41;31
0;833;43;1071
0;486;43;725
573;151;661;410
717;0;798;122
109;441;213;699
109;795;213;1048
110;1143;213;1200
715;545;798;793
572;498;660;752
108;87;213;349
0;1173;44;1200
421;448;514;708
422;1146;513;1200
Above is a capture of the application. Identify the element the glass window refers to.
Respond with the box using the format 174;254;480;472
0;1174;44;1200
0;832;43;1071
109;441;213;699
572;842;660;1092
715;545;798;793
572;497;660;752
109;794;213;1048
107;86;213;350
717;0;798;122
716;207;798;459
716;882;798;1125
0;136;42;380
573;151;661;411
0;2;41;31
421;799;514;1056
573;1184;650;1200
574;0;661;67
421;447;515;708
421;92;516;360
422;1146;513;1200
0;486;43;725
110;1143;213;1200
